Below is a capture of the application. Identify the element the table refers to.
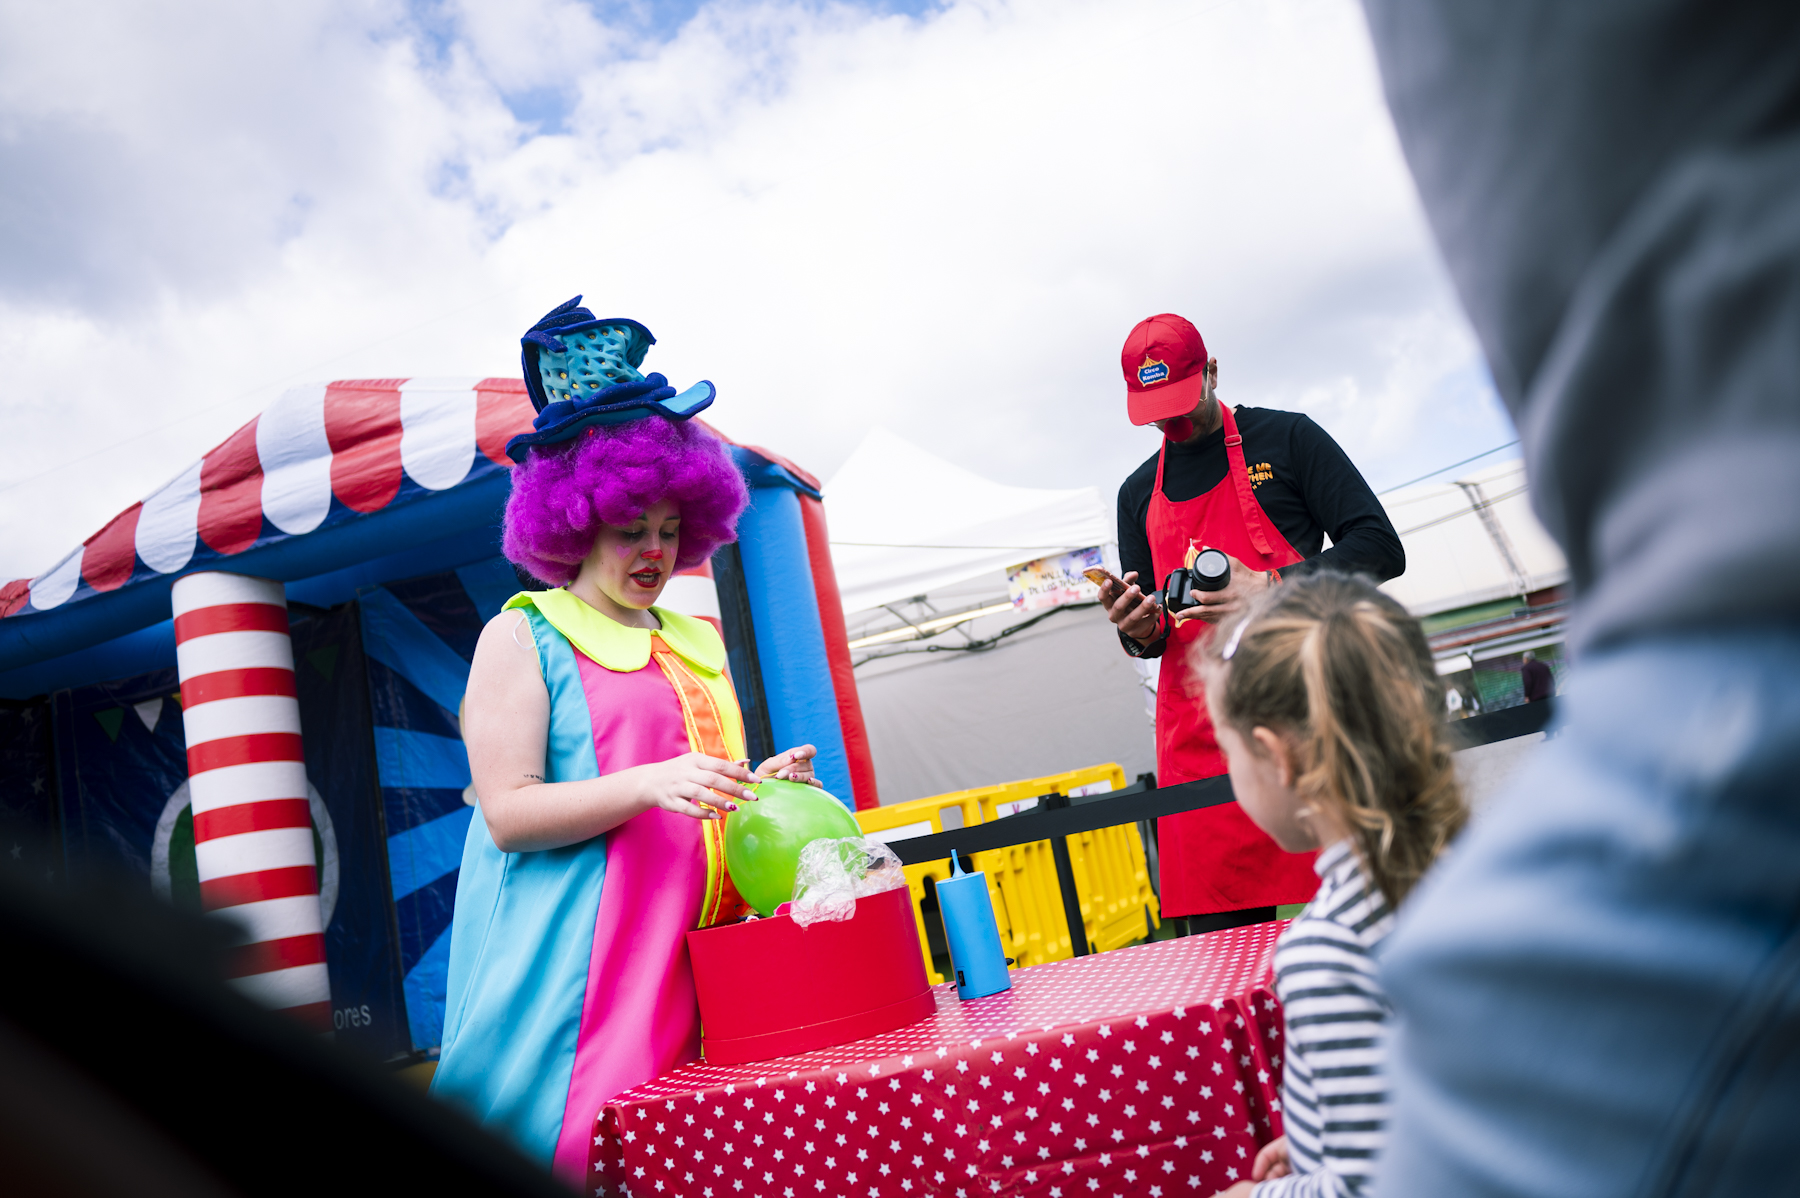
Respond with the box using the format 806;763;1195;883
590;923;1287;1198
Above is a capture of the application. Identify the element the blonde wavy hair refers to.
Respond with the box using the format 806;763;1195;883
1202;572;1468;908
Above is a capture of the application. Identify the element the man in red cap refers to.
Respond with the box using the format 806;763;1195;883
1101;313;1404;931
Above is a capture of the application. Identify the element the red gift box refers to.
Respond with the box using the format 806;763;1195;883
685;885;936;1065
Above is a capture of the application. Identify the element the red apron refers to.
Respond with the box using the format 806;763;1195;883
1149;403;1320;916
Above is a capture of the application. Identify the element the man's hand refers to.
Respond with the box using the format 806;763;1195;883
1172;552;1277;626
1252;1135;1291;1181
1100;569;1164;645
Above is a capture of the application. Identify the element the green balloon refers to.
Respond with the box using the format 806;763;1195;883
724;778;861;916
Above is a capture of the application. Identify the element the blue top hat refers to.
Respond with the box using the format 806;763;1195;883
505;295;716;463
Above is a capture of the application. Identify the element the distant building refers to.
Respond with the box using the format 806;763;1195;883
1378;459;1566;713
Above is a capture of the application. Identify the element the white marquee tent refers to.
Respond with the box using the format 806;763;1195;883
824;429;1138;804
825;427;1111;616
824;429;1569;806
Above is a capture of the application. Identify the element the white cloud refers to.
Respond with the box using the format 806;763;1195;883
0;0;1511;581
445;0;624;97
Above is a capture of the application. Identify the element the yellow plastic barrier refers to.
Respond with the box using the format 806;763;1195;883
855;764;1161;983
854;786;1004;985
977;764;1160;967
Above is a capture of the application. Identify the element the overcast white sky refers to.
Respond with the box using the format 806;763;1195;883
0;0;1514;582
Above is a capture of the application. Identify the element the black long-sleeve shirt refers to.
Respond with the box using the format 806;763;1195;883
1117;405;1404;656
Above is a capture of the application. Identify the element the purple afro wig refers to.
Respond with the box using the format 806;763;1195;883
503;417;748;587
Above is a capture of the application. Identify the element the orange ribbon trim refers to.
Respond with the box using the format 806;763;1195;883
649;635;752;928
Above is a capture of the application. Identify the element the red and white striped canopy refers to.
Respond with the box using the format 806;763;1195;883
2;378;537;620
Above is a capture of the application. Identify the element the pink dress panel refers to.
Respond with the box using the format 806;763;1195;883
550;650;709;1183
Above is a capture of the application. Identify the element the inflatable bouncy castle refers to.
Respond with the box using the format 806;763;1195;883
0;370;876;1061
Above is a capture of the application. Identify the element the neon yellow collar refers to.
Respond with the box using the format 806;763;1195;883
503;588;726;675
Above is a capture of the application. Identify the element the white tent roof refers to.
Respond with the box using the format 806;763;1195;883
824;428;1111;616
831;444;1567;805
824;432;1565;623
1379;457;1568;616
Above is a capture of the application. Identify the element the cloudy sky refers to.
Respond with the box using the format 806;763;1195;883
0;0;1515;582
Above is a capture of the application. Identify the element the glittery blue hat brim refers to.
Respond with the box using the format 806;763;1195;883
533;376;672;428
505;379;716;464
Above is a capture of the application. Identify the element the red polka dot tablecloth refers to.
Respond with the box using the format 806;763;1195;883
590;923;1288;1198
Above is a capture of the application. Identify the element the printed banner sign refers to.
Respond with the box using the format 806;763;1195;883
1007;545;1107;612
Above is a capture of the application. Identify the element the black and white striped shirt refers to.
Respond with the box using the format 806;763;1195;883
1257;839;1394;1198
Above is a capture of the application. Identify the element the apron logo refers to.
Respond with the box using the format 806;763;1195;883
1137;357;1169;386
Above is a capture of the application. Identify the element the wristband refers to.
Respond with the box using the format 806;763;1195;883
1119;609;1168;657
1121;627;1164;657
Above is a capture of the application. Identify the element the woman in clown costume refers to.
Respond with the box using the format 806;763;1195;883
433;297;818;1181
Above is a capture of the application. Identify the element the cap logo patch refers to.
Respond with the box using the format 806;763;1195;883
1137;357;1169;386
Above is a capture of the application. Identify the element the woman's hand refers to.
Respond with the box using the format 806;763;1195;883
757;744;821;787
1251;1135;1291;1181
631;753;757;820
466;610;761;850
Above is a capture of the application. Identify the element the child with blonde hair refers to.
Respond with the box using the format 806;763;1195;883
1197;571;1467;1198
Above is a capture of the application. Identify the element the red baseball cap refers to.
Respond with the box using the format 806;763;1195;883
1122;314;1208;425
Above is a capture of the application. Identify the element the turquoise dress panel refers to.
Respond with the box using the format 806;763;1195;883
433;609;607;1163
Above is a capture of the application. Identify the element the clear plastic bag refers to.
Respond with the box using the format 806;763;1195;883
789;836;907;927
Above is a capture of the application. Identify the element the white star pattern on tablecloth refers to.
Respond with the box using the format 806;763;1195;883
591;926;1287;1198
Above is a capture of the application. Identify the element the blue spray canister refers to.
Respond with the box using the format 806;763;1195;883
936;853;1012;1000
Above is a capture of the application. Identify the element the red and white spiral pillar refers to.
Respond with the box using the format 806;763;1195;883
172;572;331;1030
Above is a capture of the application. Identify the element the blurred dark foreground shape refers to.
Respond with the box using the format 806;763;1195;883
1358;0;1800;1194
0;851;570;1197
